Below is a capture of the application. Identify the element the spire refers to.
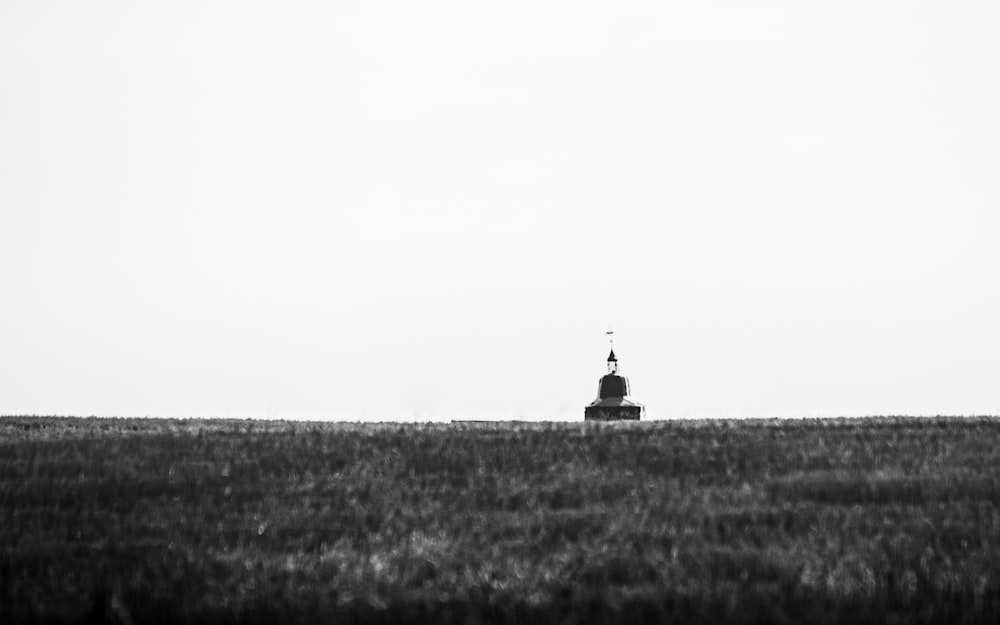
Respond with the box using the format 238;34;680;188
605;326;619;374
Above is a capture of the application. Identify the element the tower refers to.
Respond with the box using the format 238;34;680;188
584;331;644;421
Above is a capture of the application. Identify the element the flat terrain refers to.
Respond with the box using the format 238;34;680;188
2;416;1000;624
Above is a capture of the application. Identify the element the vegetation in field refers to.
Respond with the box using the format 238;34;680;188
2;416;1000;624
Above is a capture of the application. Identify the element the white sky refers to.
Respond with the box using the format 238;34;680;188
2;1;998;420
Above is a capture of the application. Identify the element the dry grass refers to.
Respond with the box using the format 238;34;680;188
2;416;1000;624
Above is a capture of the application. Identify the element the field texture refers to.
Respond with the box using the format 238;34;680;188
2;416;1000;624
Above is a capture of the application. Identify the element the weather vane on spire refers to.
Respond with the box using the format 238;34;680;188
604;327;617;374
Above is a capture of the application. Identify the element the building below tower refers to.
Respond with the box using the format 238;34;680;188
584;348;644;421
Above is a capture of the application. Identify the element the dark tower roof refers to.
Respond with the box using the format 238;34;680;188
607;349;617;362
598;373;630;399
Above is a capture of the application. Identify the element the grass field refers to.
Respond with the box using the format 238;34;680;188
2;416;1000;624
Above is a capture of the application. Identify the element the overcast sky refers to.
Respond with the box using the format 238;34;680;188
2;1;998;420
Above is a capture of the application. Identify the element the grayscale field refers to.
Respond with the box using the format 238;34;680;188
3;416;1000;624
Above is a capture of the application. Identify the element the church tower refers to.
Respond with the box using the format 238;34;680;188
584;332;644;421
